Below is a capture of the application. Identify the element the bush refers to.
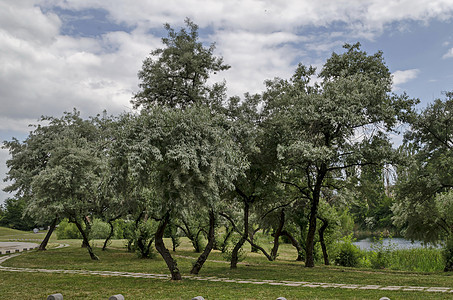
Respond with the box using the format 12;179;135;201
112;219;128;239
90;219;111;239
124;219;156;259
369;235;394;269
56;219;82;239
335;235;362;267
223;236;247;263
443;238;453;272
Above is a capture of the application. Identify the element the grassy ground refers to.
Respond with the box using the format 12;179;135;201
0;226;47;240
1;227;453;299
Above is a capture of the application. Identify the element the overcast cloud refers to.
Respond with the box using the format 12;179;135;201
1;0;453;204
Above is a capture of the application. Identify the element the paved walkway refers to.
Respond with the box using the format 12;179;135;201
0;242;39;254
1;248;452;294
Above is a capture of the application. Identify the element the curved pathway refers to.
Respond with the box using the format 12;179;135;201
0;248;452;294
0;242;39;254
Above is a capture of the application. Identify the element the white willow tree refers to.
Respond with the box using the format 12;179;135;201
129;19;246;280
393;92;453;271
115;107;246;279
4;110;106;260
262;43;415;267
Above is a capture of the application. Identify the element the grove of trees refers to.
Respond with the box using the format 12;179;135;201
2;19;452;278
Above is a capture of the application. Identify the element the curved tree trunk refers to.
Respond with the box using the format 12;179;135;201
220;212;273;262
102;220;115;251
179;219;202;253
154;212;182;280
249;227;260;253
220;226;233;253
230;201;249;269
39;218;57;251
281;230;304;261
191;210;215;274
245;238;273;261
74;219;99;260
318;217;329;265
80;216;92;248
270;209;285;260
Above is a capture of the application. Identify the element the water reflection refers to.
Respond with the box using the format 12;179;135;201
353;237;440;250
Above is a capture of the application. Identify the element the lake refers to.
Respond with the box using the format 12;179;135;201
353;237;440;251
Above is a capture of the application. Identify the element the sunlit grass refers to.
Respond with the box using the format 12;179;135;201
389;248;444;272
2;227;453;299
0;227;46;241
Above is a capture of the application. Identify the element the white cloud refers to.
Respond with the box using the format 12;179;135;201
0;0;61;45
392;69;420;87
2;0;453;204
37;0;453;34
0;3;163;123
443;48;453;58
211;30;305;96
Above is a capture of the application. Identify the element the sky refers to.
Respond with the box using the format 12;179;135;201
1;0;453;205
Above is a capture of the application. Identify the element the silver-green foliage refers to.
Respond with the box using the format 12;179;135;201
393;93;453;245
263;43;415;267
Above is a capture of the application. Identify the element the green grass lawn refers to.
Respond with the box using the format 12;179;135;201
0;226;47;241
1;227;453;299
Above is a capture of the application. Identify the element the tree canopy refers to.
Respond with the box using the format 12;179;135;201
6;20;453;276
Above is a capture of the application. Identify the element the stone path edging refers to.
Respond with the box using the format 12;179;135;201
1;247;452;294
0;243;39;255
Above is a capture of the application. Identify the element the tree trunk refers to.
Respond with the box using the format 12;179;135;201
245;238;273;261
220;212;273;262
171;236;178;252
191;210;215;274
221;226;233;253
318;217;329;265
249;227;260;253
305;199;318;267
74;219;99;260
270;209;285;260
81;216;92;248
230;201;249;269
305;166;327;268
180;219;202;253
154;212;182;280
39;218;57;251
281;230;304;261
168;222;180;252
102;220;115;251
193;229;203;253
126;240;133;252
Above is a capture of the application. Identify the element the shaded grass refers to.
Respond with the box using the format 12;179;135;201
1;270;452;300
5;246;453;289
2;227;453;299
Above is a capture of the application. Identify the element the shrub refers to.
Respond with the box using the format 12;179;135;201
335;234;362;267
112;219;128;239
443;238;453;272
90;219;111;239
56;219;82;239
223;236;247;262
369;235;394;269
124;219;156;259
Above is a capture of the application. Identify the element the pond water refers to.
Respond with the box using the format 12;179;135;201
353;237;440;251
